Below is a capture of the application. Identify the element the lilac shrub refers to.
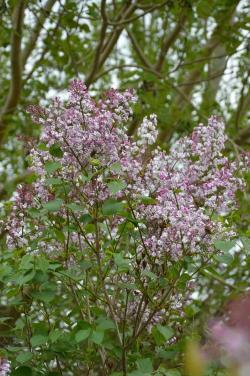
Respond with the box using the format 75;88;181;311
4;80;247;374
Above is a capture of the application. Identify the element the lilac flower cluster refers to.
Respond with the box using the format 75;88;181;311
123;117;245;260
6;80;245;264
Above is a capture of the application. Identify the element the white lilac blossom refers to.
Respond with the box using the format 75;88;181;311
137;114;158;146
6;80;246;263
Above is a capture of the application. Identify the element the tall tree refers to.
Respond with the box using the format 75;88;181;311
0;0;249;196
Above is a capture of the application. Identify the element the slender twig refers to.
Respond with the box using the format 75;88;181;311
85;0;108;86
107;1;168;26
21;0;57;67
155;12;187;72
93;202;123;347
126;29;154;69
0;0;25;139
121;290;129;376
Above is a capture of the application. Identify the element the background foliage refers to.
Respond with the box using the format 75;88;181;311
0;0;249;375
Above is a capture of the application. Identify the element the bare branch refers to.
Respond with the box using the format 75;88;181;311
235;123;250;146
177;67;228;87
23;7;64;85
126;29;154;69
230;78;250;146
86;1;137;87
0;0;25;140
21;0;57;67
120;38;206;119
85;0;108;86
158;2;241;143
93;63;146;81
107;0;168;26
233;71;250;130
177;46;247;68
155;12;187;72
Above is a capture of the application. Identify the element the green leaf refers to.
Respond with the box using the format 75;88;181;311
75;329;91;343
30;334;47;347
107;180;126;194
165;370;181;376
128;371;146;376
137;358;153;373
54;229;65;243
20;255;34;270
214;240;236;252
49;329;62;343
157;325;174;341
45;161;61;174
45;177;64;186
80;213;92;224
36;256;50;272
96;317;115;331
79;260;92;271
85;223;95;233
102;199;125;215
16;352;33;364
110;162;122;173
89;158;100;166
141;270;157;280
152;325;174;345
27;207;40;218
214;253;233;265
81;23;90;33
67;203;85;212
43;199;63;212
114;253;130;272
139;196;157;205
11;366;33;376
38;143;48;151
90;330;104;345
49;143;63;158
241;237;250;252
16;270;36;285
32;290;55;303
24;173;37;184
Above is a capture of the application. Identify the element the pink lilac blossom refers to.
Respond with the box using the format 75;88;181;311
207;293;250;373
0;359;10;376
6;80;246;264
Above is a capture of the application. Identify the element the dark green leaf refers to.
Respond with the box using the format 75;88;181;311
43;199;63;212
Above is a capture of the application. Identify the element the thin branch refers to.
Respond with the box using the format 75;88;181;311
177;46;247;68
0;0;25;139
85;0;108;86
177;67;228;87
85;1;137;87
23;5;65;84
233;71;250;130
126;29;154;69
126;32;206;119
201;269;245;292
97;2;137;70
93;63;144;81
235;123;250;146
155;12;187;72
21;0;57;67
107;0;168;26
158;1;241;143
